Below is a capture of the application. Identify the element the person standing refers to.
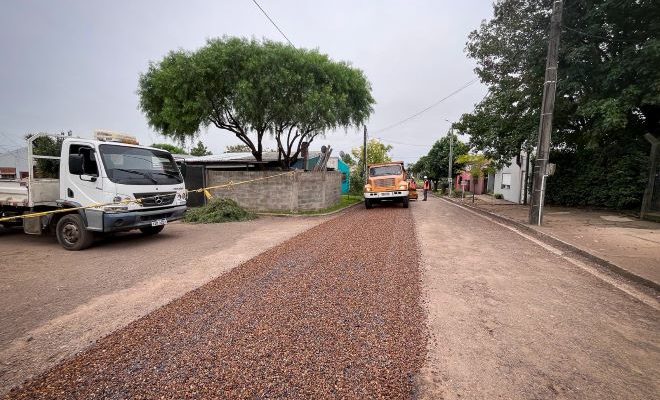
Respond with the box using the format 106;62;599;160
423;176;430;201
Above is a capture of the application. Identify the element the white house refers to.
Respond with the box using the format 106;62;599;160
493;152;530;204
0;147;28;180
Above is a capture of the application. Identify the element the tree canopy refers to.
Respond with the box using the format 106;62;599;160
151;143;187;155
190;141;212;156
409;134;469;185
224;144;252;153
138;37;374;165
455;0;659;208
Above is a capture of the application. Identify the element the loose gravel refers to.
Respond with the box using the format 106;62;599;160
6;206;426;399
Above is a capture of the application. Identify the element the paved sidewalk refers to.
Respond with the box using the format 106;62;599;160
454;195;660;287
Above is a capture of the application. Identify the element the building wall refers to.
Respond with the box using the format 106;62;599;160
205;170;341;212
454;172;487;195
494;156;527;203
337;159;350;194
0;148;29;179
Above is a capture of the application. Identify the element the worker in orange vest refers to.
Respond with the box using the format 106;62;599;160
423;176;430;201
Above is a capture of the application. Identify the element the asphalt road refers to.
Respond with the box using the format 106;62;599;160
415;196;659;399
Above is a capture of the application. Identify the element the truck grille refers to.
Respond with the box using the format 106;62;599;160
374;178;395;188
134;192;176;207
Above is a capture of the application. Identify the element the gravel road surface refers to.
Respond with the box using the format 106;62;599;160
0;217;326;396
4;206;426;399
415;196;660;399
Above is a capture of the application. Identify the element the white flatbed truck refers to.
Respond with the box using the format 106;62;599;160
0;132;187;250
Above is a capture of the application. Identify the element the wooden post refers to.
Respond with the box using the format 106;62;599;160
641;134;659;220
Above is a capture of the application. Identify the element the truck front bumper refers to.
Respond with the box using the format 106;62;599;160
364;190;409;200
85;206;187;232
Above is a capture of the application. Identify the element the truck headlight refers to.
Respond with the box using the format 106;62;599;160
399;184;407;190
364;185;372;192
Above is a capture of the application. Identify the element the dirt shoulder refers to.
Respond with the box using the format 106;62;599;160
0;217;326;396
414;196;659;399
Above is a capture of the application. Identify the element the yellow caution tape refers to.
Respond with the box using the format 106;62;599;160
0;171;295;223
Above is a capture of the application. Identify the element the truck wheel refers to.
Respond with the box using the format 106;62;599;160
56;214;94;251
402;196;409;208
365;199;373;209
139;225;165;235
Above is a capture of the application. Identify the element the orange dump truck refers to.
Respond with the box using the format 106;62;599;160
363;161;409;209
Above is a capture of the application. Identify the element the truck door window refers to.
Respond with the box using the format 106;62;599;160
69;144;99;176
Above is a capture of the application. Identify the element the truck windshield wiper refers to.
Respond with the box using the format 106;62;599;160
113;168;158;184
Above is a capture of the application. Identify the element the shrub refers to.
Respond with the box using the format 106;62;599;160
494;193;503;199
183;198;256;223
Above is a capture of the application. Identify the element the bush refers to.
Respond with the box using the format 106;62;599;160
494;193;503;199
546;144;647;209
183;198;256;223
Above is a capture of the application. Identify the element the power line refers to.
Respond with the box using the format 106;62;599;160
374;137;430;148
251;0;294;47
372;78;479;134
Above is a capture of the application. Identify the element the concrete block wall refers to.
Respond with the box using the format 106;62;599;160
205;170;342;212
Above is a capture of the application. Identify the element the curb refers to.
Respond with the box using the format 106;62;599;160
255;200;363;218
437;195;660;293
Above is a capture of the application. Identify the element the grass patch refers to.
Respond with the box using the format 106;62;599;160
184;198;256;223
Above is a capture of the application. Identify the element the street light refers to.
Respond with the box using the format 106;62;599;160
445;119;453;196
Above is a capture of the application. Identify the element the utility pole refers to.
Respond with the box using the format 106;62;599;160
363;125;368;183
448;129;453;195
529;0;563;225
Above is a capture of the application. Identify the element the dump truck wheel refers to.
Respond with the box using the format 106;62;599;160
56;214;94;251
365;199;373;209
402;196;409;208
139;225;165;235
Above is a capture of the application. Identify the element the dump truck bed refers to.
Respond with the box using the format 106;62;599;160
0;179;60;207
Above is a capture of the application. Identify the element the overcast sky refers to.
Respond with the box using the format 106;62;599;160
0;0;493;163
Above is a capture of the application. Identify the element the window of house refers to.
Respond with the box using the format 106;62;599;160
501;173;511;189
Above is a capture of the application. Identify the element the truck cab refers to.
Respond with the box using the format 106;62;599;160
0;131;187;250
363;161;409;209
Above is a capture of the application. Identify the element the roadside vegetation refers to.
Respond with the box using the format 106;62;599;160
183;198;256;224
453;0;658;209
138;37;374;169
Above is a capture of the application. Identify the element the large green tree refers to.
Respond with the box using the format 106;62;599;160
409;134;469;188
138;37;373;165
456;0;659;209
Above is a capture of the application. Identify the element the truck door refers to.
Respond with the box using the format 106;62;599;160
62;143;104;205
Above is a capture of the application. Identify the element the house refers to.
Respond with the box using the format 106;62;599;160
0;147;29;180
493;152;530;204
454;171;489;195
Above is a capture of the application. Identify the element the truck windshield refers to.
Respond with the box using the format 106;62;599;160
370;165;402;177
99;144;183;185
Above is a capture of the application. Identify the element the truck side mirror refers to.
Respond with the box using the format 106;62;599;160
69;154;84;175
